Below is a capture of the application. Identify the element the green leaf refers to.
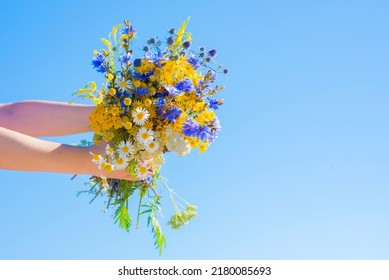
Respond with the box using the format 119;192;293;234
114;203;131;232
151;214;166;255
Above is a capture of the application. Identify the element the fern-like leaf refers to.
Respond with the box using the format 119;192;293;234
151;213;166;255
114;203;131;232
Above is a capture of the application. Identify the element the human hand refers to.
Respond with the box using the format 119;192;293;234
85;141;153;181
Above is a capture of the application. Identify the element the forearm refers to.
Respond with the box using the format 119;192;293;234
0;127;135;180
0;126;91;175
0;101;94;136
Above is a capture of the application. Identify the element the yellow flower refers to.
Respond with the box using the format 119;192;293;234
144;99;152;106
124;98;132;106
189;138;200;148
107;73;114;81
143;121;154;130
196;109;215;125
199;142;209;153
111;106;120;115
124;121;133;130
90;82;97;91
108;88;116;96
133;79;141;87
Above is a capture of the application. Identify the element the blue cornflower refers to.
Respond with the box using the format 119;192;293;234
145;50;165;67
132;87;149;96
163;107;182;122
154;98;165;107
155;91;169;100
119;25;134;35
182;119;200;137
164;85;181;96
187;55;201;70
142;176;154;184
175;78;193;92
206;97;220;110
196;125;213;142
133;70;152;81
212;117;222;132
92;53;106;73
118;53;133;63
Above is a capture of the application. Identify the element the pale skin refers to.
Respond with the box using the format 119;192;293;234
0;100;135;180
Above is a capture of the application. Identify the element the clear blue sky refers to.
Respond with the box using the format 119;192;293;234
0;0;389;259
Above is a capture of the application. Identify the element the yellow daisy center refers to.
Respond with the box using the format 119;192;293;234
141;132;149;140
104;164;114;172
149;142;155;149
117;158;125;165
122;146;129;153
120;81;127;88
139;166;147;174
136;112;145;120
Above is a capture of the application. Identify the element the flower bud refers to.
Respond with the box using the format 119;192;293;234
167;36;174;45
133;58;142;67
208;49;217;57
183;41;191;49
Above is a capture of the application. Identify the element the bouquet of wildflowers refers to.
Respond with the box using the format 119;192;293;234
73;18;226;253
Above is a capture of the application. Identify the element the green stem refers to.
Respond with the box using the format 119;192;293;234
136;193;143;229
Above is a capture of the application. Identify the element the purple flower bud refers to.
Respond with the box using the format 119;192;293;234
167;36;174;45
133;58;142;67
208;49;217;57
183;41;191;49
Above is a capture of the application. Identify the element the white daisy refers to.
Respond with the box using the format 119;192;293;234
90;152;104;164
97;160;107;170
117;76;131;92
135;163;152;180
117;141;135;156
100;176;109;187
100;176;111;195
132;107;150;126
105;144;115;157
114;155;128;170
136;128;154;145
145;139;160;153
